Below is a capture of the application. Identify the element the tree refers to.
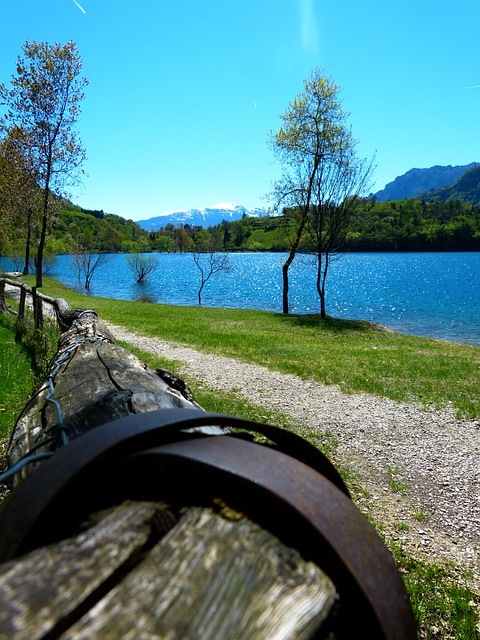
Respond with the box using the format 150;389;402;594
0;127;42;275
307;150;374;318
72;250;110;291
0;127;41;269
193;251;230;305
0;40;88;287
192;233;230;305
126;253;159;283
268;66;372;314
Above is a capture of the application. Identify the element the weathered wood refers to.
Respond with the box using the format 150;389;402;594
17;286;27;324
0;501;336;640
1;303;339;638
0;286;417;639
0;501;162;639
7;311;207;480
31;287;43;329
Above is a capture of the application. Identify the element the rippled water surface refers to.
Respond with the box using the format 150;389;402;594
3;252;479;345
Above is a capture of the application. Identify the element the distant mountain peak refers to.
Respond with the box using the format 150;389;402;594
136;203;267;231
375;163;479;202
419;163;480;205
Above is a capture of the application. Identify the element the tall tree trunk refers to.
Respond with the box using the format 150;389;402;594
22;210;32;276
282;213;308;314
282;259;291;314
36;153;53;288
35;210;47;288
316;251;329;319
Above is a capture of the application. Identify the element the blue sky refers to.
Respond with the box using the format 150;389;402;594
1;1;479;221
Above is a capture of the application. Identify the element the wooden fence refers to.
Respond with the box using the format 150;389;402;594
0;277;69;330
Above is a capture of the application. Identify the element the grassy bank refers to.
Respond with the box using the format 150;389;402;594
20;275;480;418
0;314;35;441
1;278;479;637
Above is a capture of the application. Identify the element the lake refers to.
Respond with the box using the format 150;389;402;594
2;252;479;346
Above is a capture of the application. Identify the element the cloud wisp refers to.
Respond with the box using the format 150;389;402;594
72;0;87;14
299;0;319;56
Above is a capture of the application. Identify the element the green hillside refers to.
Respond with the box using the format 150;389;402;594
420;164;480;206
3;198;480;260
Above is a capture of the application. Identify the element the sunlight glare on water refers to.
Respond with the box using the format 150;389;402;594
2;252;478;345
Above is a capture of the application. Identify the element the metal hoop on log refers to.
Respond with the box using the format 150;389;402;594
0;301;417;639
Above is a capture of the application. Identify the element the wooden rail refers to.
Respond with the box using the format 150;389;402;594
0;277;69;330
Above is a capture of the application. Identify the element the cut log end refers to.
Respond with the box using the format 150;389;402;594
0;500;337;640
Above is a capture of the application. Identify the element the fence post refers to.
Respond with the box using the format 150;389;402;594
32;287;43;330
18;285;27;324
0;280;5;313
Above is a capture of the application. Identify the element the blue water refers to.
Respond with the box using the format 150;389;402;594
2;252;479;346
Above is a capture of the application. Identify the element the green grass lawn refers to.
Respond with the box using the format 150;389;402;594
1;276;479;637
21;275;480;418
0;315;35;441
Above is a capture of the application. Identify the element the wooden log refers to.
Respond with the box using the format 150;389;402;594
1;305;339;639
17;286;27;324
31;287;43;330
0;501;336;640
7;310;208;481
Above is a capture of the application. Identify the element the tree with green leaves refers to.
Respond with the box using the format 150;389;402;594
0;127;42;274
268;66;373;314
0;40;88;287
307;149;374;318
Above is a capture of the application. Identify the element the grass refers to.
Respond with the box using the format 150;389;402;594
1;277;479;637
0;314;36;442
387;465;408;494
392;543;479;639
21;275;480;419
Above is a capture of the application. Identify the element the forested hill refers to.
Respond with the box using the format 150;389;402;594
344;198;480;251
419;164;480;205
6;199;478;258
148;199;480;253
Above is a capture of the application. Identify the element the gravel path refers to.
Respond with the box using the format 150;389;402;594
108;322;480;595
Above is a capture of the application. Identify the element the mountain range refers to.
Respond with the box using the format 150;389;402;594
136;202;267;231
134;164;480;232
374;162;479;202
417;163;480;205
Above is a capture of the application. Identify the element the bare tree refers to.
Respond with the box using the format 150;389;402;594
72;250;110;291
0;40;88;287
193;251;230;305
7;254;24;272
126;253;159;283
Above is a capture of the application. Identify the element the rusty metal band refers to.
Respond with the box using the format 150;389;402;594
0;409;416;638
125;437;417;640
0;409;347;561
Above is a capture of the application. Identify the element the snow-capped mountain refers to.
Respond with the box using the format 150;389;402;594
136;202;267;231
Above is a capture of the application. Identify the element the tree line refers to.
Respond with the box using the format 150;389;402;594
3;197;479;262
